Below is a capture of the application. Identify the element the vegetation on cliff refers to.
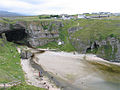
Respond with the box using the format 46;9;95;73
1;17;120;61
0;16;120;89
0;38;45;90
38;20;76;52
0;39;24;83
68;19;120;61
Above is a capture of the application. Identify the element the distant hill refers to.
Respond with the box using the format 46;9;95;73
0;11;24;17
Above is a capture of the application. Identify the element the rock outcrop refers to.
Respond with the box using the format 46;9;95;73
68;26;83;33
20;49;33;59
0;21;63;47
25;21;63;47
69;29;120;62
0;19;120;62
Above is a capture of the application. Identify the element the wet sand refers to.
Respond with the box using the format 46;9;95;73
35;51;120;90
17;48;60;90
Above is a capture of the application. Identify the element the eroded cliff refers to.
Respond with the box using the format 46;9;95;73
0;19;120;62
0;20;63;47
68;19;120;62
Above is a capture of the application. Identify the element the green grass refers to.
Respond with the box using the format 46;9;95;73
58;20;76;52
7;83;46;90
71;19;120;41
39;19;120;52
14;16;62;22
65;19;120;59
0;39;24;83
0;39;46;90
38;41;60;49
1;17;120;59
0;17;16;24
36;19;120;60
37;20;76;52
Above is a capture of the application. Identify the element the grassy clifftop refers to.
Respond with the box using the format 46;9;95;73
66;19;120;61
70;19;120;41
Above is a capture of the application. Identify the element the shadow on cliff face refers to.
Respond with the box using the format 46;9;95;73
4;29;27;45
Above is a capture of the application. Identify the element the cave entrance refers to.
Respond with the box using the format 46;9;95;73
86;42;99;53
4;29;27;45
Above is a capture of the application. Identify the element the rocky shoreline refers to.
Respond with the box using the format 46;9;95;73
18;48;61;90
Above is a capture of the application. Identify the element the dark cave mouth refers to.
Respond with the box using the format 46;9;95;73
4;29;27;44
86;42;99;53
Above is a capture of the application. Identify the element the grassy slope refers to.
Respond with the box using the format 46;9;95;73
0;39;45;90
0;39;24;83
69;19;120;60
38;20;76;52
59;20;76;52
7;83;46;90
72;19;120;40
38;19;120;52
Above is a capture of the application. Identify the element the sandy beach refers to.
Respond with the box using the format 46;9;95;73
17;47;120;90
17;48;60;90
34;50;120;90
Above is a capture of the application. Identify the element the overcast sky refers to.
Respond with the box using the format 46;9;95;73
0;0;120;15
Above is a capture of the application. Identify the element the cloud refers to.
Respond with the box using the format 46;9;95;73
0;0;120;15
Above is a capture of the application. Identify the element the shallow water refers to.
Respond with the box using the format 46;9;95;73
73;76;120;90
73;60;120;90
35;51;120;90
89;81;120;90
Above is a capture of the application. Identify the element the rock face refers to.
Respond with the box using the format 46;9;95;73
0;23;24;33
68;26;83;33
67;23;120;62
25;21;63;47
20;50;33;59
0;20;120;62
0;21;63;47
69;34;120;62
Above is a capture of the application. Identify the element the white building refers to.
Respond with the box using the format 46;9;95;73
62;15;71;20
60;14;75;20
78;14;86;19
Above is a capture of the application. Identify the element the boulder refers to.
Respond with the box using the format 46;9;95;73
20;50;33;59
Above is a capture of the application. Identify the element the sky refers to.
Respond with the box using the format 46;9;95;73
0;0;120;15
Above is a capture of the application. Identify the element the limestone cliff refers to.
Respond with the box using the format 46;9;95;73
70;36;120;62
0;20;63;47
67;19;120;62
0;19;120;62
25;21;63;47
